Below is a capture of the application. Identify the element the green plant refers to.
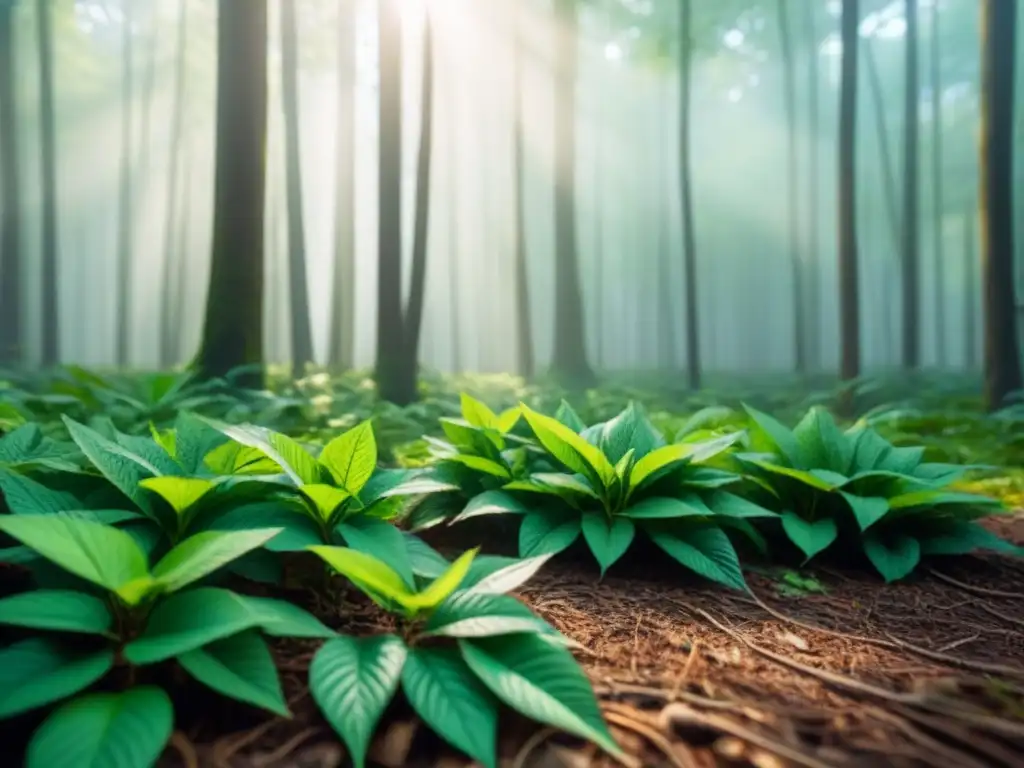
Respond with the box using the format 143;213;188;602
0;515;335;766
737;405;1019;581
306;544;622;768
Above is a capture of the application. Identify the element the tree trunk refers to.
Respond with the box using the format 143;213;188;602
657;80;675;371
328;0;357;370
375;0;406;398
115;0;134;366
448;91;462;374
0;1;21;364
550;0;594;387
778;0;804;374
512;0;534;378
963;207;977;369
901;0;920;369
194;0;268;388
680;0;700;389
929;0;946;367
397;10;434;403
838;0;861;386
37;0;60;366
979;0;1022;409
160;0;188;368
802;1;820;370
281;0;314;373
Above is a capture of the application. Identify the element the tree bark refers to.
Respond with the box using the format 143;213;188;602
160;0;188;368
901;0;920;369
963;206;976;369
0;0;21;364
838;0;861;386
550;0;594;387
512;0;534;378
281;0;314;372
115;0;134;366
979;0;1022;409
448;86;462;374
802;1;820;370
929;0;946;367
679;0;700;390
37;0;60;366
194;0;268;388
328;0;357;370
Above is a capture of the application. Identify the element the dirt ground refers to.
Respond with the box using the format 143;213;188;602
153;511;1024;768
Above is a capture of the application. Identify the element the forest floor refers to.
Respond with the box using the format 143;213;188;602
161;509;1024;768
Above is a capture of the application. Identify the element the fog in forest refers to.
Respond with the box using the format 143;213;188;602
1;0;1022;386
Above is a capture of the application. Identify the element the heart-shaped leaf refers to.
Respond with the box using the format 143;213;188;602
519;512;581;558
840;493;889;531
862;532;921;583
780;512;838;561
580;513;634;576
139;477;216;517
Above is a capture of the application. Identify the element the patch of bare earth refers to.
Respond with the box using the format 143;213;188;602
162;512;1024;768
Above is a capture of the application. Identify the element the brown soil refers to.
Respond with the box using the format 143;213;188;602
155;512;1024;768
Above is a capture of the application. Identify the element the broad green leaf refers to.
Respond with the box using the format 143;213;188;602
268;432;325;485
124;588;335;664
452;490;528;523
411;548;478;610
311;545;415;604
467;553;554;594
0;470;80;515
497;407;521;433
682;431;744;465
177;630;289;717
646;526;748;591
319;421;377;494
0;590;114;636
707;491;777;518
0;639;115;718
139;477;215;516
402;646;498;768
810;468;850;486
519;512;581;557
882;445;926;474
862;533;921;583
425;591;556;639
532;472;602;500
780;513;838;560
25;686;173;768
62;417;158;511
301;483;351;521
310;635;407;768
596;403;664;463
460;393;499;430
113;433;182;476
919;522;1023;556
202;502;324;551
152;528;283;593
743;405;802;466
554;400;586;432
792;407;851;473
621;495;710;519
519;404;616;490
359;468;416;505
404;532;451;579
888;490;1001;510
173;411;226;474
628;443;696;489
580;513;635;576
440;418;503;459
746;459;839;491
846;427;894;473
337;516;415;588
201;419;320;485
840;493;889;531
459;634;623;759
445;454;512;479
203;441;281;476
686;467;742;488
0;515;149;599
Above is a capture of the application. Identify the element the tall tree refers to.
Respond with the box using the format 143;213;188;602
115;0;134;365
448;80;462;374
549;0;594;386
979;0;1022;409
328;0;357;370
194;0;268;387
963;207;976;369
929;0;946;366
901;0;920;369
281;0;314;372
679;0;700;389
512;0;534;378
777;0;804;373
0;0;21;364
838;0;861;387
37;0;59;366
802;1;820;370
160;0;188;368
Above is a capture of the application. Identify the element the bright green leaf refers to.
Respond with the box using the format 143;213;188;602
621;496;710;519
319;421;377;494
0;590;113;637
152;528;283;593
139;477;215;516
519;404;616;490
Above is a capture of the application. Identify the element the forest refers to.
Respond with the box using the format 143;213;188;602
0;1;1023;767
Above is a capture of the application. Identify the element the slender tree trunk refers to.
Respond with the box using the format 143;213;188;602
0;1;21;364
173;144;192;364
375;0;406;398
160;0;188;368
901;0;920;369
328;0;356;370
115;0;134;366
979;0;1022;409
680;0;700;389
657;80;675;370
550;0;594;387
398;11;434;402
963;207;977;369
194;0;268;387
929;0;946;367
37;0;60;366
778;0;804;374
448;92;461;374
803;1;820;370
281;0;314;372
864;41;900;255
512;0;534;378
838;0;861;387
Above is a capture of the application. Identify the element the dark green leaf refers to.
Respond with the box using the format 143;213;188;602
177;630;288;717
840;493;889;531
0;590;113;636
780;513;838;561
580;513;634;576
0;639;115;718
519;512;581;557
337;516;415;588
862;533;921;583
646;525;748;591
